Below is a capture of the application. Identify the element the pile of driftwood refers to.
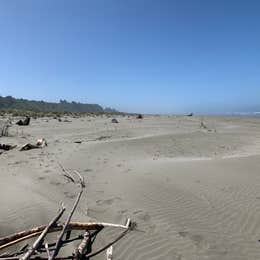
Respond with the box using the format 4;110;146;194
0;139;47;154
0;170;135;259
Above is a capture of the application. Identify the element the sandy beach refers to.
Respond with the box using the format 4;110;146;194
1;115;260;259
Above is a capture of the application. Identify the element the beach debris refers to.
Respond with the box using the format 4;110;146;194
20;138;47;151
58;162;76;183
0;169;135;259
200;120;207;129
136;114;143;119
0;144;17;151
95;135;112;141
57;118;72;123
106;246;113;260
74;231;91;258
74;141;82;144
16;116;30;126
199;118;216;133
0;120;12;137
111;118;119;123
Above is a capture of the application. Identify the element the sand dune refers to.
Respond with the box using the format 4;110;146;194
1;115;260;259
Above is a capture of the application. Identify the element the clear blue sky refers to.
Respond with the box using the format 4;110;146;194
0;0;259;114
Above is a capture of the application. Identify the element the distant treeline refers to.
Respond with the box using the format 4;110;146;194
0;96;117;114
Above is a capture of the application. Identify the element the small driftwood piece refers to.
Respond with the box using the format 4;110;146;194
136;114;143;119
111;118;119;124
20;139;47;151
74;232;90;260
106;246;113;260
58;163;75;183
0;144;17;151
44;243;50;259
21;206;65;260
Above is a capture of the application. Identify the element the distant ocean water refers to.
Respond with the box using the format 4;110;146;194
195;112;260;117
228;112;260;117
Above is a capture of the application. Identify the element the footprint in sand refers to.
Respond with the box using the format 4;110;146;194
118;209;128;215
133;210;156;231
165;177;171;182
64;191;76;199
96;197;122;206
178;231;208;249
6;154;15;158
8;160;28;166
50;180;62;186
175;254;184;260
133;210;151;222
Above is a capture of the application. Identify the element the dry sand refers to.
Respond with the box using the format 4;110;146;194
1;115;260;259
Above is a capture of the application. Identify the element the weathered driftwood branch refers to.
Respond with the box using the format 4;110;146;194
73;170;85;188
86;219;133;258
58;163;75;183
20;139;47;151
50;172;85;259
21;206;66;260
44;243;50;259
21;207;65;259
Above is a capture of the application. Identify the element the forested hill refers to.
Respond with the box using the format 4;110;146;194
0;96;105;113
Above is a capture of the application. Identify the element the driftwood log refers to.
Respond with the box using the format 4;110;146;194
16;117;30;126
